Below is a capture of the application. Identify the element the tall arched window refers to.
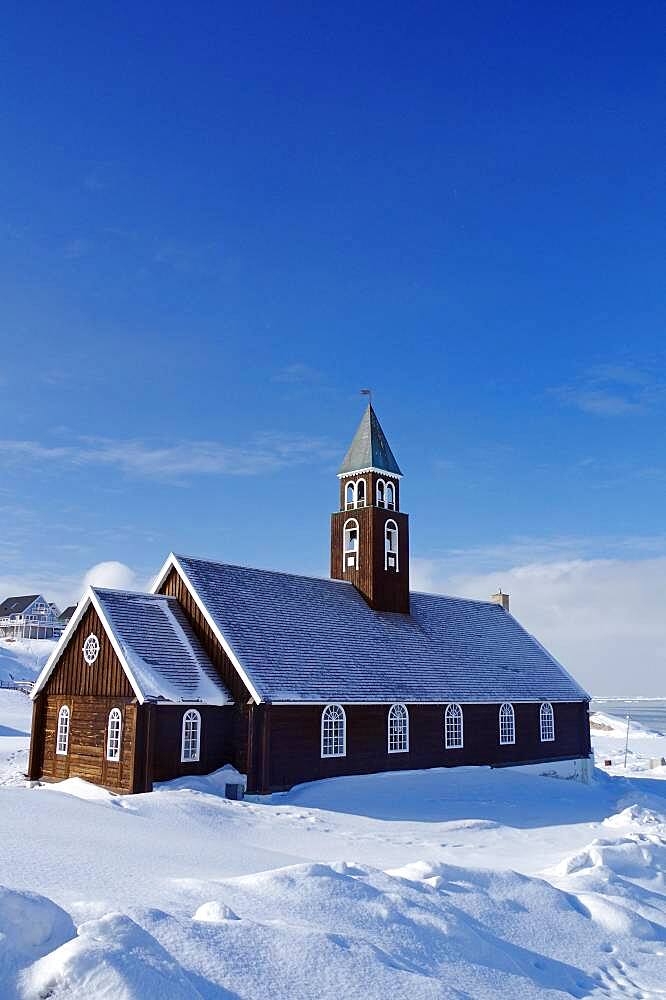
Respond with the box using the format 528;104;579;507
499;703;515;745
385;519;399;571
355;478;366;507
181;709;201;762
343;518;359;570
444;703;463;748
376;479;385;508
388;703;409;753
56;705;70;756
106;708;122;762
321;704;346;758
345;481;356;510
385;482;395;510
540;702;555;742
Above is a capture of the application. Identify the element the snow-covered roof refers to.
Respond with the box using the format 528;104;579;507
338;404;402;477
32;587;232;706
155;555;589;705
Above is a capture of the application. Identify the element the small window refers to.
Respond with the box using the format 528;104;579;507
355;478;366;507
56;705;70;755
345;481;356;510
181;709;201;762
385;519;399;571
321;704;346;758
376;479;385;508
540;702;555;742
444;703;463;748
499;703;515;745
343;518;359;571
388;703;409;753
83;633;100;665
385;482;395;510
106;708;122;761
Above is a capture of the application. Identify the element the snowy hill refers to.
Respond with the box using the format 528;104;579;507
0;638;54;686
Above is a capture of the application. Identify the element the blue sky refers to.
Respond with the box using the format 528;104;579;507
1;3;665;691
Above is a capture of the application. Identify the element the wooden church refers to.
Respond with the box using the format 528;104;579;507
28;405;592;794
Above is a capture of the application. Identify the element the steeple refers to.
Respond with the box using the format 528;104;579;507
338;404;403;477
330;404;410;614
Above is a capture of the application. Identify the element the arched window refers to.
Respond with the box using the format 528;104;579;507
385;482;395;510
321;704;346;758
444;703;463;748
385;519;399;571
388;703;409;753
540;702;555;742
355;478;366;507
343;518;359;570
56;705;70;756
345;481;356;510
376;479;385;508
106;708;122;762
181;709;201;762
499;703;515;745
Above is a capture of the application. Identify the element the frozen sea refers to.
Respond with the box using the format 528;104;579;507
591;697;666;733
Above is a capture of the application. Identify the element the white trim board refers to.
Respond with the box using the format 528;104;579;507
151;553;263;705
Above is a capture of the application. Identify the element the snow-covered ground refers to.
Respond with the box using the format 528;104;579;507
0;637;55;685
1;694;665;998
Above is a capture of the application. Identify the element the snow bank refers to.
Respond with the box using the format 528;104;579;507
20;913;195;1000
0;885;74;984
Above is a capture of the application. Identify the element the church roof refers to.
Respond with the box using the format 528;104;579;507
31;587;233;706
338;404;402;477
158;554;589;705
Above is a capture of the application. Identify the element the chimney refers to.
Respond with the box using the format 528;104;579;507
490;590;510;612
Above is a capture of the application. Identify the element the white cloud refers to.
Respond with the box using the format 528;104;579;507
411;550;666;697
552;363;665;417
0;433;334;481
82;561;138;592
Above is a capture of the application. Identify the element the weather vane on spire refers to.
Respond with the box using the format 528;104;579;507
360;387;372;405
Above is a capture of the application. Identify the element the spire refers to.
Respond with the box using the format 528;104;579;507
338;404;402;477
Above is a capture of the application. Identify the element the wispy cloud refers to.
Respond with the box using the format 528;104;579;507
552;364;665;416
0;432;335;482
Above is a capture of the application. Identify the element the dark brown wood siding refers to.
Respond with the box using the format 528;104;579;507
150;704;238;782
30;602;138;791
265;701;591;791
331;506;410;612
43;603;134;699
339;472;400;513
39;695;138;792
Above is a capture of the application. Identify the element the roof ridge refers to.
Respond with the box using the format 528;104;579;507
174;554;354;587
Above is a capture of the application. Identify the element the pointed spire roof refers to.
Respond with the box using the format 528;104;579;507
338;404;402;477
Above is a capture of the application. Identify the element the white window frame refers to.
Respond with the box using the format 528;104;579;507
181;709;201;762
355;478;366;508
444;703;463;749
376;478;385;508
385;519;399;571
56;705;70;755
343;518;359;571
385;481;395;510
540;702;555;742
345;480;356;510
106;707;122;762
321;703;346;758
82;633;100;665
388;703;409;753
499;703;515;745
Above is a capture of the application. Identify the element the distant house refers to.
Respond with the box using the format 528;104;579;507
58;606;76;629
28;405;592;794
0;595;63;640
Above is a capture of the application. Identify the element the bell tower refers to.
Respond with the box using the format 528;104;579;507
330;404;410;614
